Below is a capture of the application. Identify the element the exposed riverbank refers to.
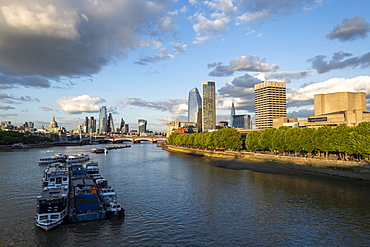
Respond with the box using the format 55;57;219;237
164;144;370;185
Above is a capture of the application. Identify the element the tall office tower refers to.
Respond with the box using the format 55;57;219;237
99;106;107;133
230;102;236;127
107;113;114;133
202;81;216;132
123;124;129;134
254;81;286;129
188;87;202;127
88;117;96;133
138;119;147;133
120;118;125;131
83;116;89;133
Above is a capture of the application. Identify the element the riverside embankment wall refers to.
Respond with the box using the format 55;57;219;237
164;144;370;182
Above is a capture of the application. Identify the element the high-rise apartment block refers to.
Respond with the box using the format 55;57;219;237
202;81;216;132
188;87;202;127
254;81;286;129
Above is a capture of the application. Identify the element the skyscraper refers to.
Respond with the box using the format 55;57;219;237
120;118;125;131
230;102;236;127
202;81;216;132
99;106;107;133
107;113;114;133
254;81;286;129
138;119;147;133
188;87;202;127
88;117;96;133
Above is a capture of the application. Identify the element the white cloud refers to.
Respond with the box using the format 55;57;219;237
1;3;79;39
229;56;279;72
208;55;279;76
288;76;370;104
56;95;105;114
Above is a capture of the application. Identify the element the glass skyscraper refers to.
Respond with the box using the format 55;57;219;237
107;113;114;133
188;87;202;127
99;106;107;133
202;81;216;132
138;119;147;133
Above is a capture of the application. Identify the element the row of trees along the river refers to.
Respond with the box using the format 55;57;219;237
168;128;243;150
0;130;52;145
246;122;370;161
168;122;370;162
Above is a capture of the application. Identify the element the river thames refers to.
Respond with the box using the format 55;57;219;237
1;144;370;246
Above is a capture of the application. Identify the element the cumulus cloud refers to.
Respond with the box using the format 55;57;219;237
55;95;105;114
327;16;370;41
191;12;230;44
118;97;188;114
0;0;175;82
287;76;370;108
217;73;261;112
208;55;279;76
310;51;370;74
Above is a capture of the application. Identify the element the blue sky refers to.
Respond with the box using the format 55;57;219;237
1;0;370;132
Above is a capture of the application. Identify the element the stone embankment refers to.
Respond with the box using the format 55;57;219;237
164;144;370;182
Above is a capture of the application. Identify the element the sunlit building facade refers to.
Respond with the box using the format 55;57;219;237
202;81;216;132
254;81;286;129
188;87;202;127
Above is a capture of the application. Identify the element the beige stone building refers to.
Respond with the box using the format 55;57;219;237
255;81;286;129
299;92;370;128
272;117;298;128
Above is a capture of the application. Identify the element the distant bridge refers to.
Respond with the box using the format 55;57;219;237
104;137;167;144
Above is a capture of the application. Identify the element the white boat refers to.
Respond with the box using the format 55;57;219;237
39;154;67;164
35;164;70;231
66;153;90;163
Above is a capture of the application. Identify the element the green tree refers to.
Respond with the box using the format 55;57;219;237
314;126;333;158
300;127;316;157
258;128;276;151
245;131;262;151
271;126;289;154
332;124;352;160
285;127;302;156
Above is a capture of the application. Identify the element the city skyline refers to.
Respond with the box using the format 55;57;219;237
0;1;370;132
